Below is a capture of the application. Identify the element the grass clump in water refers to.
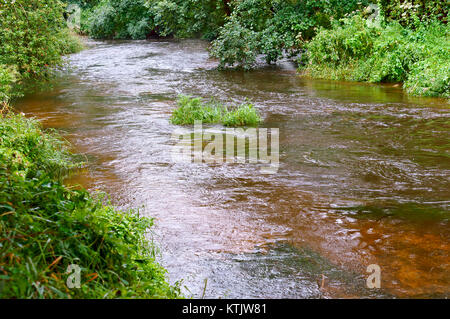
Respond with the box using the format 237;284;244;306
0;112;180;298
170;95;261;126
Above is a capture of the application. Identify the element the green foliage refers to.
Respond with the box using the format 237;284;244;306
82;0;153;39
222;103;261;127
64;0;101;8
211;0;369;69
0;114;75;180
378;0;448;27
147;0;227;39
210;20;260;70
0;66;18;104
0;113;180;298
0;0;81;78
82;0;227;40
0;0;83;103
171;95;261;126
405;53;450;98
304;15;450;98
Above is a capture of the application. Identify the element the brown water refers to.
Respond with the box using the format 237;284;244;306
15;39;449;298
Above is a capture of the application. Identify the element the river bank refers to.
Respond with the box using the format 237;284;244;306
0;109;180;298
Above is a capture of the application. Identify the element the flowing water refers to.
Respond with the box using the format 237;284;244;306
15;39;449;298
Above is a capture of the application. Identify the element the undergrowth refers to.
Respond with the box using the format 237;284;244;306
303;15;449;98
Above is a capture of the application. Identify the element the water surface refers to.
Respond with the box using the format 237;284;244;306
15;39;449;298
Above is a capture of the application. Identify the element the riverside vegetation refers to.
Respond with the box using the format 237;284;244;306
0;0;448;299
71;0;448;98
0;0;179;298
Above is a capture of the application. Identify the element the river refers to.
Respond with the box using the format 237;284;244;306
15;39;449;298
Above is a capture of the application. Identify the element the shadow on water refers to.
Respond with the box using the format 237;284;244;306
13;39;449;298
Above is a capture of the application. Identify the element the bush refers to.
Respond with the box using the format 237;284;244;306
378;0;448;27
171;95;261;126
0;0;79;78
83;0;153;39
0;0;83;102
0;113;180;298
82;0;228;40
405;53;450;98
211;0;369;69
210;20;260;70
304;15;450;98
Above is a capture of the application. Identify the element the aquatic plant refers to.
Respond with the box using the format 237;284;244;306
170;95;261;127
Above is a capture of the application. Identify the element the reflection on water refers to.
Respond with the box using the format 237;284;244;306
14;39;449;298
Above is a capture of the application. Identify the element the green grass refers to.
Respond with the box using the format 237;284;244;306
0;112;180;298
170;95;261;126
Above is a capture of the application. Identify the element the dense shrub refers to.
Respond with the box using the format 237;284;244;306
0;0;82;78
0;66;17;104
82;0;153;39
148;0;227;39
378;0;448;27
304;15;450;98
82;0;228;40
210;20;260;70
0;0;83;102
211;0;369;69
0;113;180;298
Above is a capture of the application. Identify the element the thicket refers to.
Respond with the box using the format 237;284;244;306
79;0;228;40
0;0;83;103
210;0;369;69
303;14;449;98
378;0;448;26
0;112;180;298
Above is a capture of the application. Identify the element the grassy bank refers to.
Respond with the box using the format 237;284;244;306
171;95;261;126
0;111;179;298
0;1;180;299
301;15;449;98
